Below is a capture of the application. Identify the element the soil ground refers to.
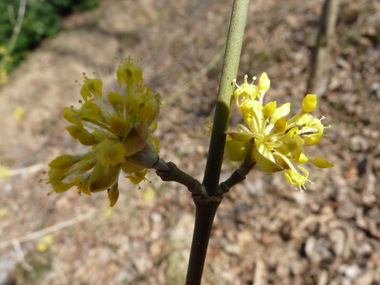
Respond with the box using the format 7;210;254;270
1;0;380;284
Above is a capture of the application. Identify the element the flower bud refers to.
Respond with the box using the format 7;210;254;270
65;126;82;139
63;107;75;123
107;92;124;105
108;182;119;207
258;72;270;91
77;132;94;146
309;156;334;168
49;155;78;170
263;101;277;117
110;113;126;133
302;94;317;113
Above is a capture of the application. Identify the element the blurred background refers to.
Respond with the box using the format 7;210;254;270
0;0;379;284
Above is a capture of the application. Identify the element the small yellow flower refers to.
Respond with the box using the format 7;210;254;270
13;107;25;121
225;73;333;191
0;69;8;85
46;57;161;206
0;166;11;179
36;234;54;252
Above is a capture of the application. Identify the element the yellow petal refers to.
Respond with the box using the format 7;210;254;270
284;167;311;191
73;174;92;195
125;169;148;185
271;103;291;121
85;78;103;99
303;134;322;146
80;84;92;101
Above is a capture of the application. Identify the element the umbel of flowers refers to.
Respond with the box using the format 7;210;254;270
225;73;334;191
46;57;161;206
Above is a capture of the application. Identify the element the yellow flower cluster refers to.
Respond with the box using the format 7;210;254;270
225;73;333;191
46;57;161;206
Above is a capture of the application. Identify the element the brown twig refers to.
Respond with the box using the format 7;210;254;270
154;158;208;198
219;162;256;194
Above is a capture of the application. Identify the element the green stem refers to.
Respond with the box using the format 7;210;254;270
202;0;250;196
186;1;250;284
